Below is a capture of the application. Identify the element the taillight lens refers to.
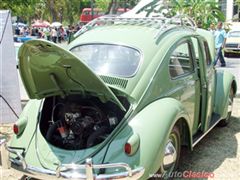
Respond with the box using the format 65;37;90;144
13;124;19;134
124;143;132;155
12;117;28;136
124;133;140;156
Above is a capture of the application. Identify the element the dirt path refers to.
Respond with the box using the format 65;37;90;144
0;125;22;180
178;97;240;180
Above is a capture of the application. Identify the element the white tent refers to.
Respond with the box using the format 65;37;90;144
12;22;27;27
0;10;21;123
51;22;62;28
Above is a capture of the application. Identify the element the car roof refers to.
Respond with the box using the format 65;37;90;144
69;25;160;53
69;17;198;59
68;17;214;99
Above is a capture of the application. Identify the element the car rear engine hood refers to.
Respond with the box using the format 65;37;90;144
18;40;126;111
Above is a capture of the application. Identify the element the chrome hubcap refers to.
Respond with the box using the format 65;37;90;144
163;141;177;169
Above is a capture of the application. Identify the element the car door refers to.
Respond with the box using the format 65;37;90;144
200;39;216;130
191;37;216;132
168;39;201;135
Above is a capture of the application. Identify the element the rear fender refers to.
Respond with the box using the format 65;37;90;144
9;100;42;147
214;70;237;118
104;98;191;179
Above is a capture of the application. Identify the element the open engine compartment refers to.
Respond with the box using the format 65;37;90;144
40;94;129;150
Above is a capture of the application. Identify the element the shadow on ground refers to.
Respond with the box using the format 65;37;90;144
178;115;240;179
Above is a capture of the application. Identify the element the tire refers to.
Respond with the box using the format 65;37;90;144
150;125;181;179
218;88;234;127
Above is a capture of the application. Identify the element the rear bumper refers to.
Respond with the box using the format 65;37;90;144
0;139;144;180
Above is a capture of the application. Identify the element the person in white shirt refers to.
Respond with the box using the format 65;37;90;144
51;27;57;43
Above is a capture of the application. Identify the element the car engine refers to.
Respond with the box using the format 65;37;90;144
42;95;124;150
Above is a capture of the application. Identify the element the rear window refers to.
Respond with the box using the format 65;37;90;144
70;44;141;77
228;31;240;37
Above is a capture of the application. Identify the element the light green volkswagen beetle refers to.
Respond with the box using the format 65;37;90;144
1;16;237;179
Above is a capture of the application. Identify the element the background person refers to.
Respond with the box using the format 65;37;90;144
57;27;62;43
209;23;215;35
51;27;57;43
44;26;51;41
213;21;226;67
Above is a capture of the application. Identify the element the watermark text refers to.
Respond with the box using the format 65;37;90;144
149;170;214;179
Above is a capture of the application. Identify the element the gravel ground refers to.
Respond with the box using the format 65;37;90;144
178;96;240;180
0;97;240;180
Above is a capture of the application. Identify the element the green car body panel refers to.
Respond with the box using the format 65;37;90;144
214;70;237;118
104;98;191;179
5;17;237;180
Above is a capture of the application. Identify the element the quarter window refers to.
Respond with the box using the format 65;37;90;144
169;42;193;78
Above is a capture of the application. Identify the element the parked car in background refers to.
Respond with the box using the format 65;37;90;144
1;15;237;180
224;30;240;57
80;8;104;24
14;36;36;43
80;8;130;24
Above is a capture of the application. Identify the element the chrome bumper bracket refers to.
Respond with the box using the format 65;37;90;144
1;140;145;179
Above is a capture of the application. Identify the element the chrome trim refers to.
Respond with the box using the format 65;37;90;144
85;158;94;180
0;138;6;145
57;161;133;177
3;145;144;180
6;146;27;169
0;138;11;169
192;118;221;147
163;141;177;168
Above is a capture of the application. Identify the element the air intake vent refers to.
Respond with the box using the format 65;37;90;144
100;75;128;89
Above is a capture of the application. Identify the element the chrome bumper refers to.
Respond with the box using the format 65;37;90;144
0;139;144;180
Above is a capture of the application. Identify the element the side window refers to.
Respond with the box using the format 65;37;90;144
83;11;90;15
203;41;211;66
169;42;194;78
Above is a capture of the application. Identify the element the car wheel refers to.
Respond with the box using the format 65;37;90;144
150;125;181;179
218;88;234;127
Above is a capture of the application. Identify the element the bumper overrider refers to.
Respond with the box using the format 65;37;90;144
0;139;144;180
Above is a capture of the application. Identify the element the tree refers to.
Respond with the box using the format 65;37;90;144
135;0;225;29
0;0;41;24
95;0;139;14
0;0;139;26
168;0;225;29
95;0;110;12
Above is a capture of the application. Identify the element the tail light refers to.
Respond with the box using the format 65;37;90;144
13;117;28;135
13;124;19;134
124;143;132;155
124;133;140;156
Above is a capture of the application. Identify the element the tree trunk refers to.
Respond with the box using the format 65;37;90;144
107;0;119;14
67;2;74;25
49;0;57;22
